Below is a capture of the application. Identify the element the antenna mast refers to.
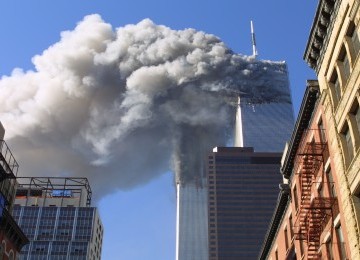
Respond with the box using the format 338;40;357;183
250;20;258;58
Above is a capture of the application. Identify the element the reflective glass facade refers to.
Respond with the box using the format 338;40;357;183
239;101;294;153
208;147;282;260
177;63;294;259
176;184;208;260
13;206;103;260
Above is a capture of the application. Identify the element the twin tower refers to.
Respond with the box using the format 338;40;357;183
175;60;295;259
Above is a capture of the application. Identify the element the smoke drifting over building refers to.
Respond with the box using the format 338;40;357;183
0;15;290;198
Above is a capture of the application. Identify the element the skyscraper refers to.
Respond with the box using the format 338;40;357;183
235;98;295;152
12;177;103;260
207;147;282;259
175;61;295;259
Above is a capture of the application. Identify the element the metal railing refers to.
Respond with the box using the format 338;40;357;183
0;140;19;179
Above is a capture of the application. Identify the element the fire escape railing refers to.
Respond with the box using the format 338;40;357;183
293;131;338;259
0;140;19;180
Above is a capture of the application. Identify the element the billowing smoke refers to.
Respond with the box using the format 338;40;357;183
0;15;290;198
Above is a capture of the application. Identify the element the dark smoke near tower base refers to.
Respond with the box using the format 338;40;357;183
0;15;291;198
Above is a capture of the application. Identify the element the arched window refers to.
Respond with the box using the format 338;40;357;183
8;250;14;260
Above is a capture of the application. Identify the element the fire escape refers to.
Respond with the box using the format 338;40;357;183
294;131;338;259
0;140;18;180
0;139;28;251
0;140;18;206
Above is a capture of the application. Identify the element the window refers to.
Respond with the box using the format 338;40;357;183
318;182;325;198
8;251;14;260
275;249;279;260
293;185;299;210
318;119;327;143
355;103;360;132
339;46;351;80
350;100;360;143
0;244;4;259
327;168;337;198
284;227;289;250
299;240;304;257
330;70;342;103
336;225;347;259
289;215;294;238
326;237;334;260
342;123;355;162
348;21;360;55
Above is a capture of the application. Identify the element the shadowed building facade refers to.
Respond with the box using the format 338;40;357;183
207;147;282;260
0;122;28;260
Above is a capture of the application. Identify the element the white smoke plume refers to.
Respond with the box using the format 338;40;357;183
0;14;290;198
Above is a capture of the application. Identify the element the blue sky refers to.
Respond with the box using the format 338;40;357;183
0;1;318;259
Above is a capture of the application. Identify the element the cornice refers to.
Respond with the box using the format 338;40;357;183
304;0;340;72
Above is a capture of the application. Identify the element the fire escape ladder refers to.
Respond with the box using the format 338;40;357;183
296;155;315;241
294;141;328;260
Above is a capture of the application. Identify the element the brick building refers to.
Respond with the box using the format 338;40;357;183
260;0;360;258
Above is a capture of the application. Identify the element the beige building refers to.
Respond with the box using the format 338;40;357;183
260;0;360;259
304;0;360;259
259;81;350;259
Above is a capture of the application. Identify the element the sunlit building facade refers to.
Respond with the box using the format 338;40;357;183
13;177;103;260
259;81;351;259
303;0;360;258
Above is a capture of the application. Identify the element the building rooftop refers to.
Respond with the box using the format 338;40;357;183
15;177;92;207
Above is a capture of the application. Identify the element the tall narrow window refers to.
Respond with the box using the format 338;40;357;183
299;240;304;257
284;227;289;250
339;47;351;80
342;124;355;162
318;182;325;198
293;185;299;210
348;21;360;55
330;70;342;102
326;237;334;260
336;225;347;259
327;168;337;198
318;119;327;143
351;101;360;135
275;249;279;260
289;215;294;238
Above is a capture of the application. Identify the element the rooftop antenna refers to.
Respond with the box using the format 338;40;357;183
250;20;258;58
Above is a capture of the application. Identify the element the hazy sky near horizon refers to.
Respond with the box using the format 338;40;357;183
0;1;318;259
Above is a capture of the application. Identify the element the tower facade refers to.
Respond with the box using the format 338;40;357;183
207;147;282;259
13;177;103;260
176;61;295;259
235;101;295;152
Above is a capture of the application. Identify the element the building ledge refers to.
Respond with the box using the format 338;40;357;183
280;81;320;179
304;0;340;71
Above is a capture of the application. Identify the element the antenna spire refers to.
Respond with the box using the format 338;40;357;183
250;20;258;58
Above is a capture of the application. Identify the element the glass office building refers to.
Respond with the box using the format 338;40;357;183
207;147;282;259
236;102;295;152
12;177;103;260
176;61;294;260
